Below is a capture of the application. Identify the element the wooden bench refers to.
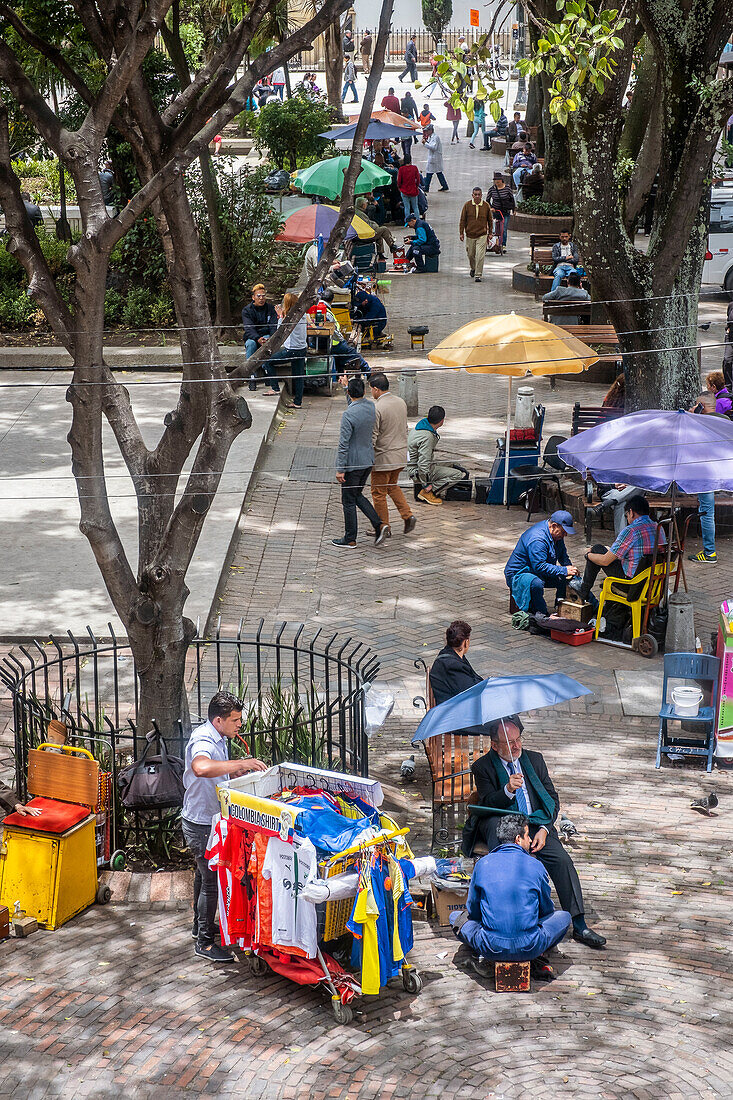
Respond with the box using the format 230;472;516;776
571;403;625;435
413;659;491;852
542;301;592;324
560;323;619;346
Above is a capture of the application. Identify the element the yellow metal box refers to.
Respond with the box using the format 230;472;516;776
0;815;97;930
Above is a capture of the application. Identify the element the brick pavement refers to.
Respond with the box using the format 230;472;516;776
1;84;732;1098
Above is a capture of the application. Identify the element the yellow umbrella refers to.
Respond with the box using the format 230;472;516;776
323;205;375;240
428;313;598;504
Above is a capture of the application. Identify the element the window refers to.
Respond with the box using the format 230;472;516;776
709;202;733;233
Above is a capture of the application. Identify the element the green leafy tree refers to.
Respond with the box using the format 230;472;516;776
422;0;452;46
253;91;336;169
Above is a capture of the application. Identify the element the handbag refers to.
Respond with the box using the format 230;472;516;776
117;731;185;810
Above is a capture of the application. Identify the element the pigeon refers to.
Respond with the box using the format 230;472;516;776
558;814;578;841
698;321;712;331
400;754;416;781
690;791;718;816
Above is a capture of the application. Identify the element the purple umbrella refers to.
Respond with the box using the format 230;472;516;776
557;409;733;493
558;409;733;594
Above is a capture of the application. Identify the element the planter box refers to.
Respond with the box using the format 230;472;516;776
512;210;574;235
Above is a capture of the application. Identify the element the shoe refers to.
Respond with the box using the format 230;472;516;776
470;270;475;278
572;927;606;949
469;143;475;149
438;186;449;192
404;515;417;534
470;955;494;979
417;488;443;506
195;942;235;963
688;551;717;563
501;246;507;254
567;575;585;600
248;380;257;391
375;523;391;545
475;276;482;282
530;956;556;982
331;537;357;548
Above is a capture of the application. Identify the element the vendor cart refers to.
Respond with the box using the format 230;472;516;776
215;762;431;1024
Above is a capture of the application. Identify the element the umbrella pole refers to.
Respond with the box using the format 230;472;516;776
665;483;676;604
503;377;512;507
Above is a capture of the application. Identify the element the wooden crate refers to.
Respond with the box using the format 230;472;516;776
495;960;530;992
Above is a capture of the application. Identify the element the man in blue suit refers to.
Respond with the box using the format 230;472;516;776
450;814;571;976
504;510;579;614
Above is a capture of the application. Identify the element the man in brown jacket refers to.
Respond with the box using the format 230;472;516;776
370;372;416;536
459;187;491;282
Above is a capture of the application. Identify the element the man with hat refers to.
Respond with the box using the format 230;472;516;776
504;511;579;615
404;212;440;273
462;718;606;949
487;171;515;252
421;124;449;192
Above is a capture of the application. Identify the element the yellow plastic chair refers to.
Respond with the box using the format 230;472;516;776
594;558;671;657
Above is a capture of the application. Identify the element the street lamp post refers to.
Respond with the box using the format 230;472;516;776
513;1;527;109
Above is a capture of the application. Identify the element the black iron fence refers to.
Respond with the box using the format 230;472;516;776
297;27;513;69
0;620;379;856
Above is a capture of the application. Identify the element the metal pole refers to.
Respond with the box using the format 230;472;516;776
503;376;512;506
513;2;527;110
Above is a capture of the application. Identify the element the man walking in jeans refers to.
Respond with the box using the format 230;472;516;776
182;691;267;962
333;376;390;548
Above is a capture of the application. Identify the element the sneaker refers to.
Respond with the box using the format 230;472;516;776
469;270;475;278
470;955;494;979
417;488;443;506
404;515;417;534
688;550;717;563
195;942;235;963
332;538;357;548
438;186;450;192
475;276;482;282
375;523;391;545
469;143;475;149
248;379;257;391
530;955;556;982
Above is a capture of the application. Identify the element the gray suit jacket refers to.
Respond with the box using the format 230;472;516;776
337;398;376;473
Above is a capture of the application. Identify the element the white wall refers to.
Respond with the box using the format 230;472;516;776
353;0;510;32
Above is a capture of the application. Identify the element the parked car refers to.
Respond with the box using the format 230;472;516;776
702;185;733;292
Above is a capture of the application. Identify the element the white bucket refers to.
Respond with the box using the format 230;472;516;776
671;686;703;717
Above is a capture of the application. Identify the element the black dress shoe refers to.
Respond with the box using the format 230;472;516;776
572;927;606;949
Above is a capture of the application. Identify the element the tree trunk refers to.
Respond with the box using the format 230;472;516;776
540;78;572;205
199;151;231;330
525;72;543;132
324;21;344;115
619;40;658;161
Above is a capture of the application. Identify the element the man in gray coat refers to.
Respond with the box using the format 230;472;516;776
333;376;390;548
407;405;466;505
370;372;416;536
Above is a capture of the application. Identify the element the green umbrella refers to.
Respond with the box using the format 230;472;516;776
292;156;392;201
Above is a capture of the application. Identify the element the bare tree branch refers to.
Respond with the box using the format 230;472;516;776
0;3;94;105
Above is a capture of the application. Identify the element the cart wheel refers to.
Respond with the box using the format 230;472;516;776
402;968;423;994
96;884;112;905
332;999;353;1024
248;954;268;977
637;633;658;659
110;850;126;871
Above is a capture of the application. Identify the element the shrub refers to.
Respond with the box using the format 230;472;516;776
148;292;174;328
252;92;336;170
122;287;152;328
0;243;24;287
37;229;74;278
104;289;125;326
517;196;574;217
11;158;77;203
0;291;35;328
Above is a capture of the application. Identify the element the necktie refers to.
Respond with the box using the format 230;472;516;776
509;761;529;815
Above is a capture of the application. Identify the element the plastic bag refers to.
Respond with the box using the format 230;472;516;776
363;682;394;735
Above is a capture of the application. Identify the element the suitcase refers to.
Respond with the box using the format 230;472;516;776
475;477;492;505
445;480;473;502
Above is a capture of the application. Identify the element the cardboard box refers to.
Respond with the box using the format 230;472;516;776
431;883;468;928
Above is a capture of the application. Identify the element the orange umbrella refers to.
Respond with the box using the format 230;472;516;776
344;108;421;130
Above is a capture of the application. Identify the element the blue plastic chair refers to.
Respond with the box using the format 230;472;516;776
656;652;720;771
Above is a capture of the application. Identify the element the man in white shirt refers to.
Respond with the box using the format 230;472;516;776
182;691;267;962
550;231;582;290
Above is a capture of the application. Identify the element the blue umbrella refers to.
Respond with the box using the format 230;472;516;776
320;119;415;140
411;673;593;744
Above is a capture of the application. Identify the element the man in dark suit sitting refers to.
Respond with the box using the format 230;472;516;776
463;716;606;949
429;620;484;704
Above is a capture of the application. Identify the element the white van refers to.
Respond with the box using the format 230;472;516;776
702;185;733;292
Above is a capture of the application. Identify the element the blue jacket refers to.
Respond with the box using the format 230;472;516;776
466;843;555;956
337;398;376;473
504;519;571;586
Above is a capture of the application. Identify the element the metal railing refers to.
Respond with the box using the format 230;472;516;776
0;620;379;855
298;27;513;69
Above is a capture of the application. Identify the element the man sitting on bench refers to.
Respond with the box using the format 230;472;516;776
550;231;582;291
429;620;484;704
571;494;665;605
451;813;571;980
